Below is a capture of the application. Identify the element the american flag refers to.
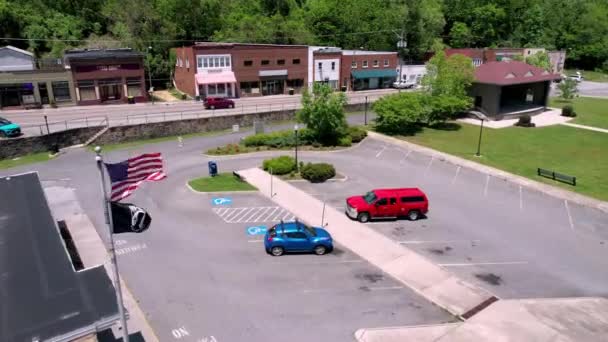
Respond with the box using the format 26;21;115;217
104;153;167;201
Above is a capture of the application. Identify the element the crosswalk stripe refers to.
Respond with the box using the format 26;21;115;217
224;208;245;222
236;208;256;222
252;207;273;222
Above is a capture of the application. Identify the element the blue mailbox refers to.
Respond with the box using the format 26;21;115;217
208;161;218;177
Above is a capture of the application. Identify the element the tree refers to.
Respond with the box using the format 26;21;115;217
423;51;475;100
297;83;347;145
525;51;551;71
373;93;426;135
558;78;578;100
449;22;472;48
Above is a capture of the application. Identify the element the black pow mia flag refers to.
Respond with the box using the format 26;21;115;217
110;202;152;234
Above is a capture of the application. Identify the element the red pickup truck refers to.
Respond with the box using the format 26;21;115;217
345;188;429;223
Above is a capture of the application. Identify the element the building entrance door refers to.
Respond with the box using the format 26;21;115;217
38;82;49;104
99;78;123;102
261;79;284;96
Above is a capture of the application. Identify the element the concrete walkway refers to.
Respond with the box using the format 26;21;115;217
367;131;608;214
238;167;494;317
44;184;159;342
355;297;608;342
458;108;572;128
562;122;608;133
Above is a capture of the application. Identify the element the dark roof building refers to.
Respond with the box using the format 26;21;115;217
0;172;120;342
470;61;561;119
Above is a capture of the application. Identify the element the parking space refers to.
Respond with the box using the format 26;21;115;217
107;185;452;342
289;137;608;300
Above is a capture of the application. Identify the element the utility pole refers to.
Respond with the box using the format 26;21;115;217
147;46;154;104
396;30;407;93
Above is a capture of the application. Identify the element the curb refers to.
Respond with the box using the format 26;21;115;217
201;138;369;159
284;172;349;183
185;181;259;195
367;131;608;214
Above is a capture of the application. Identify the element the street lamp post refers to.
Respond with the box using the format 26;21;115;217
294;124;299;171
476;118;484;157
147;46;154;104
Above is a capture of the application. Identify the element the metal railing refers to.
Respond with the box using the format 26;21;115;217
12;89;392;137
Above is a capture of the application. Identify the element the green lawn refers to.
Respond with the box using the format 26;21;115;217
549;97;608;129
397;123;608;201
188;173;257;192
0;152;53;170
565;69;608;82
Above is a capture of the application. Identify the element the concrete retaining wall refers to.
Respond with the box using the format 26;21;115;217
1;103;370;159
0;126;103;159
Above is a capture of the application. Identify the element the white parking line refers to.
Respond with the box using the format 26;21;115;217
451;166;461;185
242;207;268;222
227;208;250;223
484;174;490;197
399;240;481;245
564;200;575;231
302;285;403;294
424;156;435;176
235;208;256;222
221;208;243;222
375;145;387;158
252;207;273;222
519;186;523;210
247;239;263;243
400;149;412;164
261;207;279;221
438;261;528;267
272;209;287;221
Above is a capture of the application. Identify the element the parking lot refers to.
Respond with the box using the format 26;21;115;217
289;138;608;300
105;182;452;342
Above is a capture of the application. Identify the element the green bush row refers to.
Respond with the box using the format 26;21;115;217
262;156;296;175
300;162;336;183
243;126;366;148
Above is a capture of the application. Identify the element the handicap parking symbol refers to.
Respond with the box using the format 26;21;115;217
212;197;233;206
246;225;268;236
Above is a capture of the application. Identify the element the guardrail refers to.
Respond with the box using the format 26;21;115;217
11;90;390;137
537;168;576;186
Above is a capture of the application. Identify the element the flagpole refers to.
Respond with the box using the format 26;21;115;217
95;146;130;342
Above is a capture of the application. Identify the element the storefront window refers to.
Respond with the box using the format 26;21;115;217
208;84;217;95
127;77;142;97
240;81;259;94
77;80;96;101
52;81;71;102
217;83;226;94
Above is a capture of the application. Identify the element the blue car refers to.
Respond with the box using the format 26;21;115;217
0;117;21;138
264;220;333;256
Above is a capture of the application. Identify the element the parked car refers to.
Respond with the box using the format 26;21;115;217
392;81;416;89
0;117;21;138
345;188;429;223
264;220;333;256
204;97;235;109
563;72;583;83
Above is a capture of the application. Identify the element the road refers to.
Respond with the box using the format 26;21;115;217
0;88;396;136
551;80;608;98
2;118;607;340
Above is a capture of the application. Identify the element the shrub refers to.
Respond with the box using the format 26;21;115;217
262;156;296;175
347;126;367;143
561;105;577;117
514;115;536;128
242;128;314;148
181;93;187;100
300;162;336;183
338;135;352;147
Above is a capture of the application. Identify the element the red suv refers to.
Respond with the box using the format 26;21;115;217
204;97;235;109
346;188;429;223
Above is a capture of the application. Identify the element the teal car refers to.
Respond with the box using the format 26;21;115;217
0;117;21;137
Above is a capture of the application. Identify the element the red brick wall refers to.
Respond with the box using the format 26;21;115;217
340;53;398;90
173;47;197;96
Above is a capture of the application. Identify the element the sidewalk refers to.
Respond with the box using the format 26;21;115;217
458;108;571;128
44;184;158;342
238;167;494;317
562;122;608;133
355;297;608;341
367;131;608;214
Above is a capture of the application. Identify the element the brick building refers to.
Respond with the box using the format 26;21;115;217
174;43;309;98
340;50;398;91
64;48;146;105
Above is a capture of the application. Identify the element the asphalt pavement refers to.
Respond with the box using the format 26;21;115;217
2;119;607;341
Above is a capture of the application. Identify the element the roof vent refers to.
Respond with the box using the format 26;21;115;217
505;73;516;79
524;71;534;77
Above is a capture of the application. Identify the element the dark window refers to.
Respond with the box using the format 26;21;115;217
318;62;322;70
268;226;277;237
331;62;335;70
261;60;270;65
77;80;96;101
390;198;397;205
401;196;425;203
287;232;307;239
126;77;142;97
287;79;304;88
376;198;387;205
52;81;71;102
277;59;285;65
244;60;253;66
292;58;300;64
240;81;259;94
